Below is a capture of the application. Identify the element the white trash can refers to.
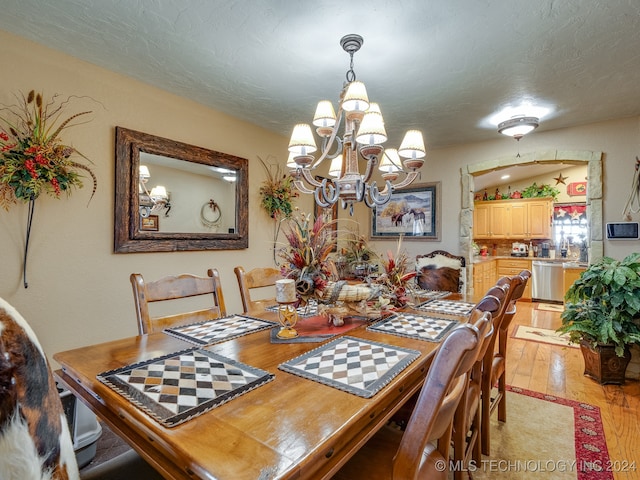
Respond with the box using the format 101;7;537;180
57;382;103;468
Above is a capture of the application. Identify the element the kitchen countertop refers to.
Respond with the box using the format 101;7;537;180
472;255;587;267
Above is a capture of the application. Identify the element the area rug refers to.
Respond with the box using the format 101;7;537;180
537;303;565;312
472;386;612;480
511;325;578;348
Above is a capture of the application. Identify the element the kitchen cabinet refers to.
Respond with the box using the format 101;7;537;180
563;266;586;303
473;259;497;297
473;198;553;240
496;258;532;300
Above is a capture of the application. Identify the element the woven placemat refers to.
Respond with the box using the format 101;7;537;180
278;336;420;398
98;348;274;427
163;314;276;346
368;312;457;342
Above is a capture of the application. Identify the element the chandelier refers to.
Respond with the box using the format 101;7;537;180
287;34;426;214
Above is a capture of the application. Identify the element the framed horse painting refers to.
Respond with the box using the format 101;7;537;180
370;182;441;240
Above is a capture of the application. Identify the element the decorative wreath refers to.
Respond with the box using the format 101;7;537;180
200;199;222;228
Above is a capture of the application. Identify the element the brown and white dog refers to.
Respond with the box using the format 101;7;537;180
0;297;80;480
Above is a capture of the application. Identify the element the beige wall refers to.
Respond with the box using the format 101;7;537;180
0;30;314;363
2;29;640;365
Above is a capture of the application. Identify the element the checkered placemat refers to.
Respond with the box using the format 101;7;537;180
163;314;276;346
411;290;452;300
98;348;274;427
415;299;476;316
265;299;319;318
367;313;457;342
278;336;420;398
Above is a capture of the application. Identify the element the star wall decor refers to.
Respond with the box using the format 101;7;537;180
554;172;568;185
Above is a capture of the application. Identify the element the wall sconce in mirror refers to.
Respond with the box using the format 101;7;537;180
115;127;249;253
138;165;172;217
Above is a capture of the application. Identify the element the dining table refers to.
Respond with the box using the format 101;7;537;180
54;292;474;480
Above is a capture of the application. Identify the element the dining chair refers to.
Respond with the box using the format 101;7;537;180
451;279;513;480
415;250;466;292
0;296;162;480
234;266;282;314
481;270;531;456
331;309;492;480
130;269;227;335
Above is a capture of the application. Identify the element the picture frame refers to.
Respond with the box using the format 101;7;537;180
370;182;441;240
314;176;338;251
140;215;159;232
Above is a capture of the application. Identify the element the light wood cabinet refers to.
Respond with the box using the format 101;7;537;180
473;198;553;240
496;258;532;300
473;259;497;297
563;267;586;303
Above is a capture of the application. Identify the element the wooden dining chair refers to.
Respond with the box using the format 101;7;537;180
0;297;163;480
130;269;227;335
331;309;492;480
415;250;466;292
234;266;282;314
481;269;531;456
451;279;514;480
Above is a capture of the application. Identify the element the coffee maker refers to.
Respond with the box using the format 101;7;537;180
540;242;550;258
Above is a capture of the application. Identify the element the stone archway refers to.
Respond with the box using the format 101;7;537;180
460;150;603;293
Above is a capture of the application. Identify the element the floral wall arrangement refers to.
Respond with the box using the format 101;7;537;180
0;89;97;287
258;155;297;263
0;90;96;209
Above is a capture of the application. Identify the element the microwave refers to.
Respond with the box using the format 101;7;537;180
606;222;639;240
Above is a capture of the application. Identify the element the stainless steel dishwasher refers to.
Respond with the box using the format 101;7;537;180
532;261;564;302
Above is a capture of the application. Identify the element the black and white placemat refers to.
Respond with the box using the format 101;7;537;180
367;312;457;342
411;290;452;300
163;314;276;346
278;336;420;398
98;348;274;427
415;299;476;316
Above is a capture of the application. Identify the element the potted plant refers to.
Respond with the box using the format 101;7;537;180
557;253;640;384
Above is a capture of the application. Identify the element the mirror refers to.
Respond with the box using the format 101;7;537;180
115;127;248;252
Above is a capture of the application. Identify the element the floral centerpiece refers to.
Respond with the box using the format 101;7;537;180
342;228;378;278
278;210;335;304
0;90;96;210
373;239;417;308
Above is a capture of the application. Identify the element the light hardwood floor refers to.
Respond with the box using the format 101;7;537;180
508;301;640;480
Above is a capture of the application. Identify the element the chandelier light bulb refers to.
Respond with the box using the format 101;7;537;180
312;101;337;128
341;81;369;113
355;103;387;146
288;124;317;156
328;154;343;177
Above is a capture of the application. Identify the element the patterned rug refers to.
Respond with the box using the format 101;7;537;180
472;386;612;480
511;325;578;348
84;387;613;479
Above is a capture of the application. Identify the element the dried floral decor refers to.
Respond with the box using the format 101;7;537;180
258;155;297;263
0;90;96;287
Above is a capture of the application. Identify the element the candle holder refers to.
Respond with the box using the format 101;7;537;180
276;301;299;339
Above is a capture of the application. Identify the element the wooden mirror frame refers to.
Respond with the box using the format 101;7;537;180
114;127;248;253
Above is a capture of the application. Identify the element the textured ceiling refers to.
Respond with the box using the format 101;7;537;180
2;0;640;154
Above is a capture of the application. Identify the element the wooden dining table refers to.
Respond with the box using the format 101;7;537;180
54;296;471;480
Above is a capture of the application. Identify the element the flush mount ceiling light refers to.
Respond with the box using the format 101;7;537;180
497;116;539;140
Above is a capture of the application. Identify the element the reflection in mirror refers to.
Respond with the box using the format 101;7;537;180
115;127;248;253
138;153;238;234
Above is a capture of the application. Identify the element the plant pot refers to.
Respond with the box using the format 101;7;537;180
579;340;632;385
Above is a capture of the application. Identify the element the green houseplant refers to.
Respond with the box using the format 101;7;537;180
557;253;640;383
